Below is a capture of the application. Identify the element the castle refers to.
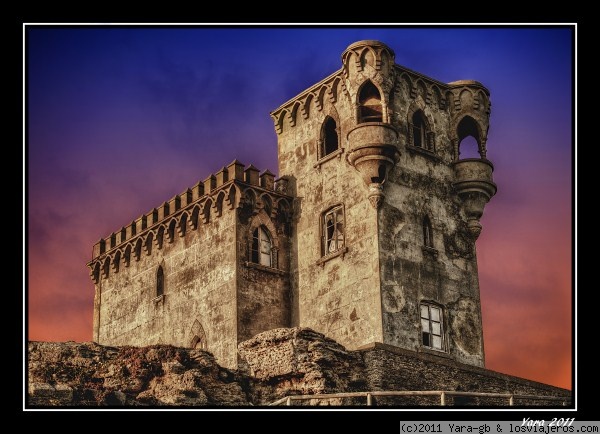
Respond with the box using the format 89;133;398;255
87;40;497;371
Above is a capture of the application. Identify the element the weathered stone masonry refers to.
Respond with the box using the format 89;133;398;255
88;40;497;371
272;40;495;367
87;161;293;369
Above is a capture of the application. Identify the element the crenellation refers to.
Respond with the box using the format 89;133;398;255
118;227;127;244
168;195;181;213
147;209;158;226
259;169;275;190
88;162;291;291
215;166;228;186
191;181;204;200
227;159;245;181
203;174;216;193
180;189;193;207
162;202;172;220
244;164;259;186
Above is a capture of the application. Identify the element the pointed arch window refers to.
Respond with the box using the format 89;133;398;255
156;265;164;297
320;117;339;159
457;116;483;159
358;81;382;123
410;110;435;152
251;226;273;267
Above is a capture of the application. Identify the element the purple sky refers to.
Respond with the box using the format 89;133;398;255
27;26;573;389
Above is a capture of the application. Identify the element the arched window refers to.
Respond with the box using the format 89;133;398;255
457;116;482;159
320;117;339;158
322;205;345;256
358;81;382;123
423;215;433;248
412;111;427;149
251;226;273;267
420;303;444;351
458;136;480;159
156;265;164;297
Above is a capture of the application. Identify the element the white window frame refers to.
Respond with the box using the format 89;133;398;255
420;303;445;351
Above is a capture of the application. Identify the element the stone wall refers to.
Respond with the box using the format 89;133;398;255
28;328;570;407
377;66;487;367
235;206;291;343
272;40;494;367
96;206;239;369
89;163;293;370
359;343;568;406
275;57;385;352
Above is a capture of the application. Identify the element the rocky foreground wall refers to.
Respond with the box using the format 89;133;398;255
28;327;570;407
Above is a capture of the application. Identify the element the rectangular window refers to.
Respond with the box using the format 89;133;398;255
322;205;345;256
420;304;444;350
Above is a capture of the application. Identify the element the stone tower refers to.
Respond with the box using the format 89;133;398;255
271;40;496;367
87;39;496;370
87;162;294;369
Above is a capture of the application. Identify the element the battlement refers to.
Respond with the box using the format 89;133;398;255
270;40;490;137
87;160;292;283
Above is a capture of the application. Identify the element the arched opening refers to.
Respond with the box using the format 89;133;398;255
458;136;480;159
134;238;142;261
191;205;200;230
412;111;427;149
457;116;482;159
144;232;153;255
92;262;100;283
189;319;207;350
202;200;211;224
358;81;382;123
191;335;206;350
215;193;224;217
167;219;176;243
112;251;121;272
251;226;273;267
156;226;165;249
156;265;164;297
423;215;433;248
178;213;188;236
262;195;272;217
123;244;131;267
102;257;110;278
321;117;339;158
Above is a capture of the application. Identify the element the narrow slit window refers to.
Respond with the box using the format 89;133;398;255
156;266;164;297
423;215;434;248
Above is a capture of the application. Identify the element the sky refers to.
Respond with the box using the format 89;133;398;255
26;26;573;390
